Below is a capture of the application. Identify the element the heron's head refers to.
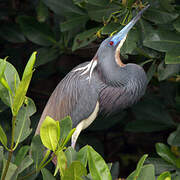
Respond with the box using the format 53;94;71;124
79;5;149;81
95;5;149;67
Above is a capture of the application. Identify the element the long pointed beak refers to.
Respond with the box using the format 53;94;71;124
110;5;150;46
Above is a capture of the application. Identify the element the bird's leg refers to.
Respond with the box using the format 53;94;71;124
71;123;83;148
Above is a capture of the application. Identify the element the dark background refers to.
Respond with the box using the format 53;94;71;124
0;0;180;178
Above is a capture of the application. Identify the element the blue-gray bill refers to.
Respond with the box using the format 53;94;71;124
110;4;150;47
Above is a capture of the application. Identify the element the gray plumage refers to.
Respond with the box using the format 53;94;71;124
36;6;149;148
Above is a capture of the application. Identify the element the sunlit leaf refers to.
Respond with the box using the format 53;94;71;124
77;146;88;167
12;52;36;116
55;150;67;177
127;164;155;180
0;59;20;107
62;161;87;180
157;171;171;180
14;98;36;144
65;147;77;168
40;116;60;151
87;145;112;180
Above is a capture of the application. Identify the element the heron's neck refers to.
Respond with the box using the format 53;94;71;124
97;56;129;87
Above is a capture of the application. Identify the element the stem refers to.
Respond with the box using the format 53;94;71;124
18;155;55;180
1;116;16;180
1;150;13;180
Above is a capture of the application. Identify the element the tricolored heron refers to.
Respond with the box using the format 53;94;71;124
36;5;149;148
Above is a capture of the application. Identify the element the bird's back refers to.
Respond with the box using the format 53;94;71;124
35;62;101;134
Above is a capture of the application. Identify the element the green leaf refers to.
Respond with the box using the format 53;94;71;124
2;159;17;180
14;155;33;177
14;98;36;144
146;60;157;83
168;126;180;147
72;27;99;51
158;62;180;81
17;16;56;46
146;158;175;175
56;150;67;177
36;47;59;67
61;14;89;32
41;168;56;180
157;171;171;180
134;154;149;178
156;143;177;166
14;146;30;166
12;52;36;116
121;29;139;55
0;58;7;79
126;96;175;132
0;124;7;148
62;161;87;180
143;30;180;52
165;50;180;64
144;8;178;24
85;3;120;22
65;147;77;168
40;116;60;151
0;146;3;175
174;18;180;32
127;164;155;180
87;145;112;180
61;128;75;148
42;0;85;15
22;51;36;81
0;59;20;107
77;146;88;167
36;0;49;22
101;23;121;35
59;116;72;143
0;24;26;43
160;0;175;12
85;0;109;7
31;135;45;169
126;154;149;180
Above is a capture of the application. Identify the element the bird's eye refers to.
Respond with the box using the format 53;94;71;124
109;41;114;46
